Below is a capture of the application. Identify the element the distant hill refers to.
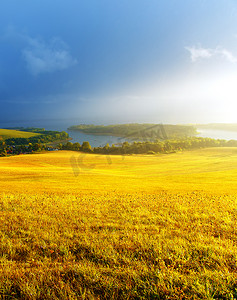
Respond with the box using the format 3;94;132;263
0;128;69;146
0;128;40;140
68;123;197;140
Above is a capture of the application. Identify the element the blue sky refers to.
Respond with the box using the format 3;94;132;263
1;0;237;125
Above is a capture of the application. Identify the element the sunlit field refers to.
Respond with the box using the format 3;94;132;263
0;129;39;140
1;148;237;299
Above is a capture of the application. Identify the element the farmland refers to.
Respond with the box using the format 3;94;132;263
0;129;40;140
1;148;237;299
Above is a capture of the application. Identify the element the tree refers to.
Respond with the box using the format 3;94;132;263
0;149;7;157
32;143;41;151
64;142;73;150
81;141;92;152
73;143;81;151
61;131;69;139
103;143;110;153
57;143;63;150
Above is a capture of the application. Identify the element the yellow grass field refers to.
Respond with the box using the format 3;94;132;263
1;148;237;299
0;129;40;140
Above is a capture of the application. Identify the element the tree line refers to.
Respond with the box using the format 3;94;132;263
59;137;237;155
4;131;69;145
1;136;237;157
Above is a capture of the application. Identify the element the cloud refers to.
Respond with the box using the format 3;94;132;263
185;46;213;62
219;48;237;63
22;36;77;75
185;46;237;63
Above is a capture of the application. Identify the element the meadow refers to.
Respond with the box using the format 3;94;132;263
0;129;39;140
0;148;237;299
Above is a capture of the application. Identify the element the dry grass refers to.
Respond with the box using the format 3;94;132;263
0;148;237;195
0;148;237;299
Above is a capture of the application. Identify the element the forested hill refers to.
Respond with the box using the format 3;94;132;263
68;124;197;140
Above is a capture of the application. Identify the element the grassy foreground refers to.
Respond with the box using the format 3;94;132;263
1;148;237;299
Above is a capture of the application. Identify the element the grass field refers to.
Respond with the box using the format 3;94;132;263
0;148;237;299
0;128;40;140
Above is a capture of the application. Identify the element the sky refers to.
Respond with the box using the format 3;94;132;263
1;0;237;126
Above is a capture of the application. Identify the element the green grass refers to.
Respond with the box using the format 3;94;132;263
0;148;237;299
0;128;40;140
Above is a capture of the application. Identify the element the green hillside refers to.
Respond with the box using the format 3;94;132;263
0;128;40;140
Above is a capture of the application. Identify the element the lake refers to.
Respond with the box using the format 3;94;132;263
0;120;237;147
196;128;237;141
0;119;132;147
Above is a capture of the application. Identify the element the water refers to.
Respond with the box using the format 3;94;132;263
1;120;237;146
196;128;237;141
0;119;132;147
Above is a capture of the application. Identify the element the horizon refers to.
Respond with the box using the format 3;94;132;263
1;118;237;129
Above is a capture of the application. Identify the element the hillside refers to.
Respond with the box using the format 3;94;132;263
0;148;237;194
0;128;69;148
1;149;237;299
0;128;40;140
